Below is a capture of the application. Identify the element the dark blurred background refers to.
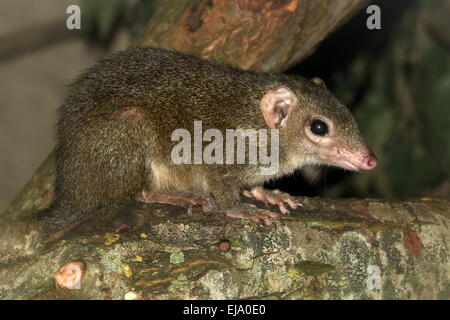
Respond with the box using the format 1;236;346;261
0;0;448;211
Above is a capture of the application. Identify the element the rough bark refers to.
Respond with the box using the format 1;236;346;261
3;0;448;300
1;195;449;299
133;0;367;72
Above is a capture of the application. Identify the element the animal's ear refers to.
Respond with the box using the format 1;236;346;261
310;76;326;87
260;86;297;129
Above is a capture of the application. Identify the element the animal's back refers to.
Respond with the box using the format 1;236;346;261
60;47;278;130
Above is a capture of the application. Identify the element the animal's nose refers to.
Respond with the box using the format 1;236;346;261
359;153;378;170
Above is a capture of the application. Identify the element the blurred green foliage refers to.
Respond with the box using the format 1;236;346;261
334;0;450;198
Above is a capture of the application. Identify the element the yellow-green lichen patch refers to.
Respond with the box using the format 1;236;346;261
104;233;120;246
169;252;185;264
233;247;255;270
121;264;133;278
168;274;189;293
286;268;299;277
229;238;244;250
295;261;335;276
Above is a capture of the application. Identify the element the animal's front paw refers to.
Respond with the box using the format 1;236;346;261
242;186;301;214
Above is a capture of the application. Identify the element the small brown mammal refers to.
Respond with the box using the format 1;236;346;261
46;47;377;228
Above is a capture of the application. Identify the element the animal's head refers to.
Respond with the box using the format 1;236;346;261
259;77;377;172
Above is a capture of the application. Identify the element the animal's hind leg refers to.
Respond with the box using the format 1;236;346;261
52;105;148;228
136;190;218;216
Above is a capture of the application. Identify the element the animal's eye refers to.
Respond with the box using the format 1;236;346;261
310;119;328;136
